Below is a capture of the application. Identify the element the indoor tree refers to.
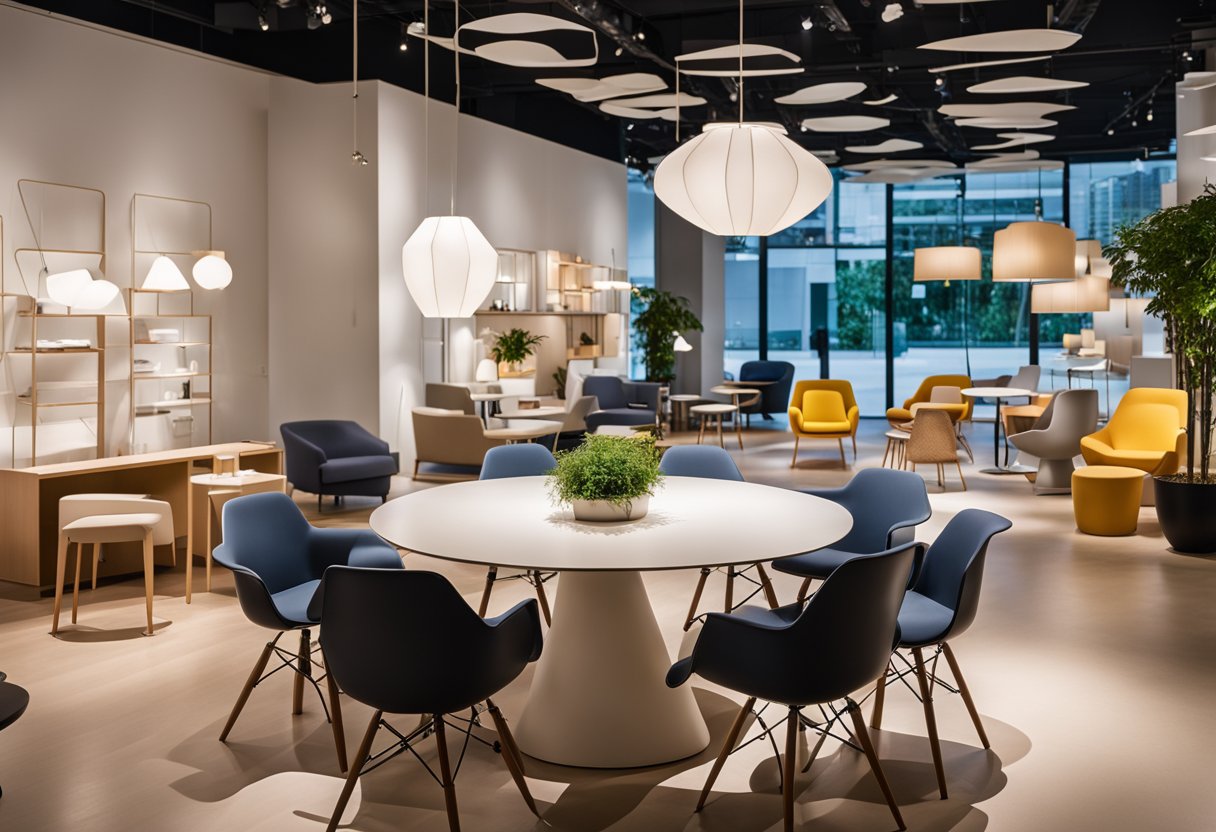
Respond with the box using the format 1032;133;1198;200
631;286;703;383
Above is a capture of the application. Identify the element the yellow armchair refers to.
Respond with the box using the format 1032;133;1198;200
1080;388;1188;476
887;374;973;427
788;380;859;468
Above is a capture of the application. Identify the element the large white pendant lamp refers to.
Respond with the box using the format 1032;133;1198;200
992;221;1076;282
653;0;833;237
44;268;122;311
142;255;190;292
401;0;496;318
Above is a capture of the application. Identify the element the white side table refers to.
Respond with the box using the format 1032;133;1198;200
961;387;1036;474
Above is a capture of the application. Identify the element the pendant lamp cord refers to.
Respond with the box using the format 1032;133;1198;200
451;0;461;216
738;0;744;125
18;183;49;294
424;0;430;215
351;0;367;166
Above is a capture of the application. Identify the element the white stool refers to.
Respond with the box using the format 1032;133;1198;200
53;495;174;637
882;430;909;469
690;403;739;449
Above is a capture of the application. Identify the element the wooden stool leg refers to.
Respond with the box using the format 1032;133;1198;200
882;439;892;468
697;415;706;445
71;542;83;625
52;533;70;635
684;568;710;631
142;531;155;636
735;411;743;450
716;415;725;449
91;543;101;591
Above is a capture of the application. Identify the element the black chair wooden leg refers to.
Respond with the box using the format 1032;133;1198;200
942;642;989;748
913;646;948;799
433;714;462;832
323;651;348;773
782;706;798;832
531;572;553;626
486;698;538;816
220;639;276;741
684;568;710;631
477;567;498;618
847;699;906;831
697;696;755;811
871;663;888;730
292;629;310;715
325;710;381;832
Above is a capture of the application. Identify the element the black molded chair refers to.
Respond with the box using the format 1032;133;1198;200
659;446;779;628
872;508;1012;800
320;568;543;832
669;544;917;832
738;360;795;425
212;492;403;772
0;672;29;800
280;420;397;511
772;468;932;600
477;444;557;625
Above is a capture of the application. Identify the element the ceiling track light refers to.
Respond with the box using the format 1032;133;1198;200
258;3;269;31
399;22;409;51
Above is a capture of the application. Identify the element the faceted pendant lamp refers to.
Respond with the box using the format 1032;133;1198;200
992;221;1076;282
192;252;233;290
143;255;190;292
402;217;498;318
913;246;981;287
654;123;834;236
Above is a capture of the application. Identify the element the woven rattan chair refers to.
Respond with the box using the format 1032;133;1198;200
905;409;967;491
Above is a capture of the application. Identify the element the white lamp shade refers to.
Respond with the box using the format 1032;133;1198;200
402;216;498;318
192;253;233;290
992;221;1077;282
73;279;122;311
46;269;94;306
913;246;982;282
653;123;834;237
673;334;693;353
475;358;499;382
143;255;190;292
1031;276;1111;313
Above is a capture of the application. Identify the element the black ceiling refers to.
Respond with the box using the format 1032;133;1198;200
15;0;1216;167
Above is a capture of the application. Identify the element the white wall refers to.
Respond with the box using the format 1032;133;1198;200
0;4;271;453
1176;78;1216;202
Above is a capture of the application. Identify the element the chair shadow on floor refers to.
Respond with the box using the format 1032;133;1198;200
163;680;1028;832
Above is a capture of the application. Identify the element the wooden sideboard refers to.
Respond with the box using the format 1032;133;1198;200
0;442;283;593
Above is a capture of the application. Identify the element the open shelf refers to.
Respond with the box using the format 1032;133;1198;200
10;347;100;354
133;371;210;380
133;340;210;346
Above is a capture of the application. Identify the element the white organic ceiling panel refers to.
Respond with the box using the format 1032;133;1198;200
919;29;1082;53
956;117;1059;129
965;159;1064;173
864;94;898;106
971;132;1056;150
929;55;1052;73
966;76;1089;94
801;115;890;132
969;151;1042;167
606;93;706;109
774;82;868;105
599;102;665;119
455;13;598;68
675;44;803;77
845;138;924;154
940;102;1075;118
845;167;959;184
843;159;957;171
1184;123;1216;137
537;73;665;102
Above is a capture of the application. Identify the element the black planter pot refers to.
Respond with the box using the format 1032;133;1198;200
1154;476;1216;554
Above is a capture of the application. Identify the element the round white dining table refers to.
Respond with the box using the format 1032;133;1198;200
369;476;852;769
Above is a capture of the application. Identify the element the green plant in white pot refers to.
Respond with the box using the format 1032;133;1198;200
547;434;664;521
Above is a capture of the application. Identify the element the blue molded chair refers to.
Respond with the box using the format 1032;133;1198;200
320;568;543;832
873;508;1012;800
280;420;397;511
660;446;779;628
478;445;557;625
668;544;917;832
582;376;661;432
212;492;403;772
738;360;795;425
772;468;932;600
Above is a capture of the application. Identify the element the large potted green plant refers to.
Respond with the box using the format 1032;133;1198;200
547;434;663;522
1105;184;1216;553
631;286;703;383
490;327;546;376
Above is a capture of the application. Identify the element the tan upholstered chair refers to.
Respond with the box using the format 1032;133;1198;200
411;407;505;479
888;374;973;427
424;383;478;414
905;409;967;491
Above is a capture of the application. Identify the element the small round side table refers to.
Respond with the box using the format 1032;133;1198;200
690;403;739;449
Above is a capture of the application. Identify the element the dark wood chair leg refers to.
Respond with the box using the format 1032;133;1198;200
913;646;948;799
847;700;906;831
756;563;780;609
433;714;462;832
724;565;736;613
531;571;553;626
697;696;756;811
220;639;276;741
477;567;498;618
942;642;989;748
323;652;348;773
486;698;539;816
782;706;798;832
797;577;813;603
800;716;830;774
684;568;710;631
292;629;309;715
871;663;888;730
325;710;381;832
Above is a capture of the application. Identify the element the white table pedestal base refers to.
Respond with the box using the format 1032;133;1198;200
514;570;711;768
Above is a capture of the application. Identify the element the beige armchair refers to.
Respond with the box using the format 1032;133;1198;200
411;407;505;479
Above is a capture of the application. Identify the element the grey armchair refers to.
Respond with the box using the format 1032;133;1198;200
280;420;397;511
1009;388;1098;494
582;376;661;432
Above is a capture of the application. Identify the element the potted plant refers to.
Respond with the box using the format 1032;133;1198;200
1105;184;1216;553
490;327;546;377
547;434;664;522
632;286;703;383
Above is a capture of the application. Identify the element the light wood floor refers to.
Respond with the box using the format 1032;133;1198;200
1;419;1214;831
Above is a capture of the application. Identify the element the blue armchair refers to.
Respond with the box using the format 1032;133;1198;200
212;492;404;772
280;420;397;510
582;376;661;433
738;360;795;423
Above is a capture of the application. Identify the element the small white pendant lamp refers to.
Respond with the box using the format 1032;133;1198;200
654;0;833;236
401;0;496;318
192;251;233;290
143;255;190;292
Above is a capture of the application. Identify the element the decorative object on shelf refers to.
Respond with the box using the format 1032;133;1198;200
547;433;663;522
142;255;190;292
490;327;546;375
655;0;832;237
992;221;1076;282
148;328;180;343
632;286;703;383
1105;183;1216;552
475;357;499;383
191;251;233;290
402;0;497;319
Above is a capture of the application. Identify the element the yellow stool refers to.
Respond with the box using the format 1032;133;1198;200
1072;466;1144;536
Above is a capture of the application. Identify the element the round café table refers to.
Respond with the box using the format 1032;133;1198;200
961;386;1036;475
369;476;852;769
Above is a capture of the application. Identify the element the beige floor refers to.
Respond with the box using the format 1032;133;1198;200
1;419;1214;832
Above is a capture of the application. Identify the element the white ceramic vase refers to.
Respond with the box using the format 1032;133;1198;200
571;495;650;522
